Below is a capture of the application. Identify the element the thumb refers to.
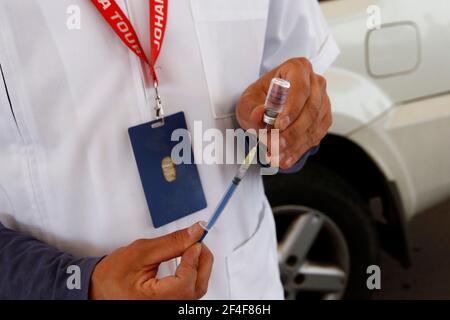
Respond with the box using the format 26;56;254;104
250;105;266;130
139;222;205;265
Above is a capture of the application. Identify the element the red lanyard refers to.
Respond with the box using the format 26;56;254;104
91;0;168;85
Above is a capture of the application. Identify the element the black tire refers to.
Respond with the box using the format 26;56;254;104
264;161;380;299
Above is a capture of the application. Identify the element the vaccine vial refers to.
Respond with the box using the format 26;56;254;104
263;78;291;125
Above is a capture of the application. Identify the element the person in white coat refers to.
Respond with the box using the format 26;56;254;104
0;0;338;299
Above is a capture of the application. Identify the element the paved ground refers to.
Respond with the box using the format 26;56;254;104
373;197;450;299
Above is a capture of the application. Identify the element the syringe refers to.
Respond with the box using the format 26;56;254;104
199;78;291;242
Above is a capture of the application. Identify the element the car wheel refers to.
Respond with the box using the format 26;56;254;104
264;162;380;299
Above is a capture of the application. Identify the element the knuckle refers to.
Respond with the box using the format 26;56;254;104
307;101;321;120
285;57;299;67
315;130;325;145
324;94;331;109
315;123;328;144
130;239;146;251
324;109;333;129
305;126;317;147
115;246;130;260
328;112;333;128
170;229;189;246
284;57;312;75
297;57;313;71
317;75;327;91
127;239;148;260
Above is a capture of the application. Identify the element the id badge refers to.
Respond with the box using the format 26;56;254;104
128;112;207;228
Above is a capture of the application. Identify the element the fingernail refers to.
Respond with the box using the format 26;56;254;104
188;222;203;237
199;221;208;231
285;156;295;167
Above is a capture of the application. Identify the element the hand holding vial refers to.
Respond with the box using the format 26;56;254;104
236;58;332;169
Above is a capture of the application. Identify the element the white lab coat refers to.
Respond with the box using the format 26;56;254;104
0;0;338;299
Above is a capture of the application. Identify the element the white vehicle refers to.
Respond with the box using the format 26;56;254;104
265;0;450;299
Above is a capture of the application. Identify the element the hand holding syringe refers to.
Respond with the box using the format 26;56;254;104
199;78;291;242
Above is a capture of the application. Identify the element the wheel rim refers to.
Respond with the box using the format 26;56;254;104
275;205;350;300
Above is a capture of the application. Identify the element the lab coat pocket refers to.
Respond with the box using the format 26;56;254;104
226;201;282;299
191;0;269;119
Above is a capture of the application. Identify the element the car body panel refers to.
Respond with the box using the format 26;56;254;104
325;67;392;135
320;0;450;219
322;0;450;103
